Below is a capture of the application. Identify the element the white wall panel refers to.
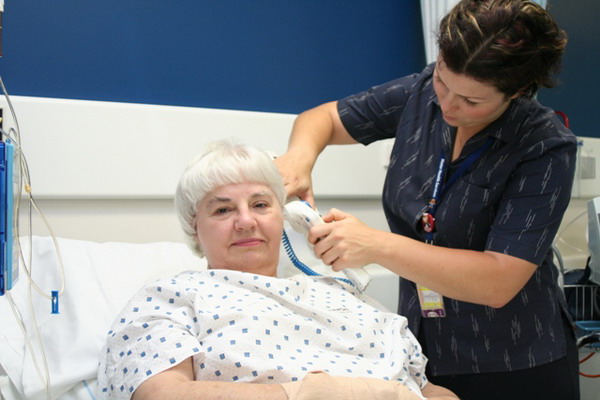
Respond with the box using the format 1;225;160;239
0;96;389;199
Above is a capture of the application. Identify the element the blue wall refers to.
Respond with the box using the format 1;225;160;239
1;1;594;138
536;1;599;138
0;1;425;114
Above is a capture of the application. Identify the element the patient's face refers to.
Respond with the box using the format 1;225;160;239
195;182;283;276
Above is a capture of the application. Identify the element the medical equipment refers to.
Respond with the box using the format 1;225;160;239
0;139;16;295
561;196;600;351
574;197;600;349
282;200;371;291
0;75;69;400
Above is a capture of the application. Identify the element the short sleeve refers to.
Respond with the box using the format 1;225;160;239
486;133;577;264
97;275;202;399
337;67;432;145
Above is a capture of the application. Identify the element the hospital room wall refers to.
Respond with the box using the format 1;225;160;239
24;198;390;245
536;0;599;138
0;0;594;290
0;0;596;136
0;1;425;115
23;197;590;269
0;0;595;250
0;1;421;242
2;0;595;293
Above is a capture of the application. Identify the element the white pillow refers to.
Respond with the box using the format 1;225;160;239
0;236;207;400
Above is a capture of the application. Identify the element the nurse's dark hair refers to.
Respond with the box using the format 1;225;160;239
437;0;567;98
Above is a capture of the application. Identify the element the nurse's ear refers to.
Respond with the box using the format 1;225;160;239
505;88;527;101
510;84;539;100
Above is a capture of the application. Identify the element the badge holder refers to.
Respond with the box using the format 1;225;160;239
419;211;446;318
416;138;494;318
417;285;446;317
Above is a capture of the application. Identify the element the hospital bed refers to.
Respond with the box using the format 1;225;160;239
0;92;401;400
0;236;207;400
0;230;398;400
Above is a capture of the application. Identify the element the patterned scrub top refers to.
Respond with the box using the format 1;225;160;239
97;270;428;399
338;63;577;376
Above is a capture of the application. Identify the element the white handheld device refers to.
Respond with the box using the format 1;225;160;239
283;200;371;291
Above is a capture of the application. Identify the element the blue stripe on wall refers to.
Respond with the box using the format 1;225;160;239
0;1;425;114
537;0;599;138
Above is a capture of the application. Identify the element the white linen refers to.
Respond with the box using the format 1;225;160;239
0;236;207;400
97;270;427;400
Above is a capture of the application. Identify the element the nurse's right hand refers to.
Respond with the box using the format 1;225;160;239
274;152;315;206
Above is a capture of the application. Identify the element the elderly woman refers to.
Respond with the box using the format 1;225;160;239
96;140;458;400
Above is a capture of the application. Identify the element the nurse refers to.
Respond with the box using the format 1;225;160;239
274;1;579;399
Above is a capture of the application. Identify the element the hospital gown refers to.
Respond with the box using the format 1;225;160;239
97;270;428;399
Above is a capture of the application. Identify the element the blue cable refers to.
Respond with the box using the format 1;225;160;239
281;231;354;287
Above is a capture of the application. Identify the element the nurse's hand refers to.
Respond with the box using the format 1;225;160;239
274;152;315;206
310;208;382;271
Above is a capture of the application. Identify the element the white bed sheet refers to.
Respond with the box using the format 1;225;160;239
0;236;207;400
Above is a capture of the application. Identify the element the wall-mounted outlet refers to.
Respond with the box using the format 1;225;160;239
572;136;600;199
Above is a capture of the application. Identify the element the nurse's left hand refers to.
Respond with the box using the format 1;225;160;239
309;208;381;271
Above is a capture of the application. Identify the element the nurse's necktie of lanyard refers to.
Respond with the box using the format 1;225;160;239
417;136;494;318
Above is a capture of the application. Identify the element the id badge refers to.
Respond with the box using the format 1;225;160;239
417;285;446;318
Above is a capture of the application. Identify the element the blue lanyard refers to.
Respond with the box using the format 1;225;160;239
422;137;494;243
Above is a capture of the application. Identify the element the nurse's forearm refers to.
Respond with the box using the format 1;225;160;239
287;104;332;164
277;101;358;203
286;101;356;161
373;231;537;308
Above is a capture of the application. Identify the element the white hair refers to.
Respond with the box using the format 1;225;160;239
174;139;285;257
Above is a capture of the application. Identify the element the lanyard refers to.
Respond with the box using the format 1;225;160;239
422;137;494;243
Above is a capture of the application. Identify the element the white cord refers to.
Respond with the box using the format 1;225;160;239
5;292;51;399
0;75;65;400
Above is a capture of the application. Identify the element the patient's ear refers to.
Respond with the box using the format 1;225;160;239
195;239;204;258
193;222;205;257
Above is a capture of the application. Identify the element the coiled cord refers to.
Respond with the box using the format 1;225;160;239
281;230;354;287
